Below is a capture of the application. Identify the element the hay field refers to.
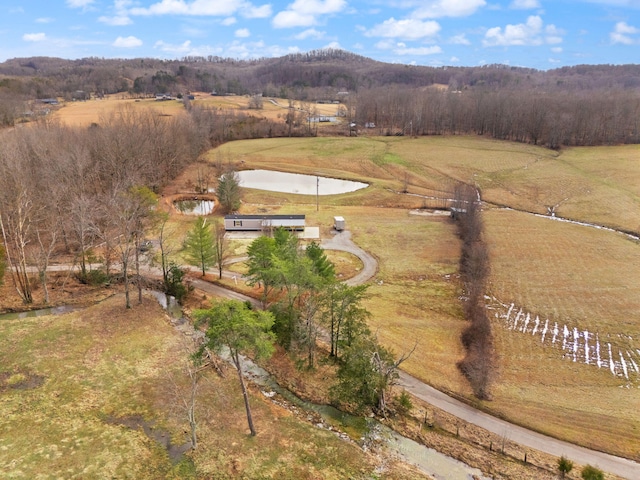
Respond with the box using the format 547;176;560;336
53;96;187;127
194;135;640;459
53;93;343;129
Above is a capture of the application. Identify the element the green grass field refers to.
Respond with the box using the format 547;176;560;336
196;135;640;459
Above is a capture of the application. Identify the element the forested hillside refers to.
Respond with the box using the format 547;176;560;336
1;49;639;147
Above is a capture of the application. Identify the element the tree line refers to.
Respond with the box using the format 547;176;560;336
0;102;293;307
355;86;640;148
1;50;639;149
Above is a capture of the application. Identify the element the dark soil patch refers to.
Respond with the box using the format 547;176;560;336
0;371;46;392
105;414;192;463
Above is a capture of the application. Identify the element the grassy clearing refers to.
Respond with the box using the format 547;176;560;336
0;295;427;479
52;96;187;127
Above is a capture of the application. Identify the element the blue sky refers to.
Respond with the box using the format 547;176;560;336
1;0;639;70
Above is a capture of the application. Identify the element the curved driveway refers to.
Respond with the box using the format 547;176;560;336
182;231;640;478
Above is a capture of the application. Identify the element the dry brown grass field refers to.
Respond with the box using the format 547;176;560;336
52;92;343;129
3;125;639;473
187;135;640;460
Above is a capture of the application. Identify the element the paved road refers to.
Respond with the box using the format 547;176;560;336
40;235;640;478
320;230;378;286
316;231;640;478
400;372;640;479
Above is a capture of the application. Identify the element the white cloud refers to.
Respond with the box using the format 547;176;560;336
222;17;237;26
295;28;326;40
242;4;272;18
323;41;342;50
235;28;250;38
365;18;441;40
273;0;347;28
393;45;443;55
483;15;564;46
155;40;193;53
66;0;94;7
450;56;460;62
510;0;540;8
35;18;54;24
99;15;133;26
551;46;563;52
99;1;133;26
113;35;142;48
411;0;486;19
130;0;271;18
449;34;471;45
23;33;47;42
610;21;640;44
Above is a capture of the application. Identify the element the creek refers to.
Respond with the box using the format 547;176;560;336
0;292;491;479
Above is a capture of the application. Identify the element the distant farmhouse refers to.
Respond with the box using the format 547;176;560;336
224;214;305;232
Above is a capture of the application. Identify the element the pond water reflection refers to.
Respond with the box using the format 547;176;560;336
174;199;215;215
237;170;367;195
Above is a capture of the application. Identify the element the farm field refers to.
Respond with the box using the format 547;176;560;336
51;92;344;129
189;135;640;460
5;112;640;471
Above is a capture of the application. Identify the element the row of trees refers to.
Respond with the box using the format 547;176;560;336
244;228;412;414
452;183;494;400
355;86;640;148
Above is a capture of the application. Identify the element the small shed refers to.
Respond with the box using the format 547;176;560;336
333;216;345;231
224;214;305;232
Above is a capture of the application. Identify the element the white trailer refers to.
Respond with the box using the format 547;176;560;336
333;216;345;231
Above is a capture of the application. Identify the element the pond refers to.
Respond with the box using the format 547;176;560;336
174;199;215;215
236;169;368;195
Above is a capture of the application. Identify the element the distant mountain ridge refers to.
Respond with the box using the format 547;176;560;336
1;49;639;99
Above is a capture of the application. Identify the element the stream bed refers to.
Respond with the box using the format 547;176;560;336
0;292;492;479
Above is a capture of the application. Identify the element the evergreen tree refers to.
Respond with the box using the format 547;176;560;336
195;300;275;436
217;170;241;213
184;217;215;276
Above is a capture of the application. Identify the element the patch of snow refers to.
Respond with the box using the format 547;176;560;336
609;344;616;376
584;331;590;364
620;352;629;380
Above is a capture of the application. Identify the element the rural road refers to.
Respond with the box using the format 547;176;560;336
399;372;640;479
190;230;639;478
37;233;640;478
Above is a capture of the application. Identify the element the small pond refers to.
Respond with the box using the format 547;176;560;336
236;170;368;195
174;199;215;215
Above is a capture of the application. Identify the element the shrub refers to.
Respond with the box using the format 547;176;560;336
581;465;604;480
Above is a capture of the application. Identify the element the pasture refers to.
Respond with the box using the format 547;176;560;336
52;92;344;130
0;296;423;479
13;97;640;463
192;135;640;459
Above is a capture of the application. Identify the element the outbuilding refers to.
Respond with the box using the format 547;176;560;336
224;214;306;232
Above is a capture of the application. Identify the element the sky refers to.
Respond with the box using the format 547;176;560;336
0;0;639;70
